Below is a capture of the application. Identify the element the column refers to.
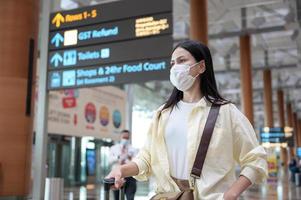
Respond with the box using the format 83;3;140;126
298;120;301;147
287;103;293;127
287;103;294;157
240;35;254;124
190;0;208;44
277;90;288;167
263;69;274;127
0;0;39;196
293;113;299;155
95;140;103;184
277;90;285;127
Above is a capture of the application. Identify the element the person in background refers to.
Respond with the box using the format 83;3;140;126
289;157;299;177
109;130;137;200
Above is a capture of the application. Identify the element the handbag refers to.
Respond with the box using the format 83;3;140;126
151;104;221;200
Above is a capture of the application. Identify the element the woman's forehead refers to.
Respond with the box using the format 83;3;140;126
171;47;191;60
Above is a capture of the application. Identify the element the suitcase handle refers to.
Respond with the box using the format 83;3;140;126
103;178;125;200
103;178;115;191
104;178;115;184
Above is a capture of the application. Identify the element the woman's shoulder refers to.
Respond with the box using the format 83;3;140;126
219;102;238;111
218;102;242;118
219;102;249;123
218;101;233;110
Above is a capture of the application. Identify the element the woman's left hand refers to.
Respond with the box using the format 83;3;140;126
223;175;252;200
223;191;238;200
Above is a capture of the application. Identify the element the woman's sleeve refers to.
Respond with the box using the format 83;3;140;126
132;113;157;181
230;104;268;184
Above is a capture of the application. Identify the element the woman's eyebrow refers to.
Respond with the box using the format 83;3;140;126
171;55;185;62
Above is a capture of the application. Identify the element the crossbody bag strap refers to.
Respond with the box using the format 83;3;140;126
191;104;221;179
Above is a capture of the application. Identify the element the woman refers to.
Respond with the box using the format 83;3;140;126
107;40;268;200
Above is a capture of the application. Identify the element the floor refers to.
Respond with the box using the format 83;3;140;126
63;170;301;200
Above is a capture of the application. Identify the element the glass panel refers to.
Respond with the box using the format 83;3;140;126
47;143;57;177
61;142;71;186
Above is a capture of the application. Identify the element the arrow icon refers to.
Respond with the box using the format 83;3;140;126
51;53;63;67
51;33;64;47
52;13;65;28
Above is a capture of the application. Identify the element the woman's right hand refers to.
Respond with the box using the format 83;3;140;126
106;166;125;189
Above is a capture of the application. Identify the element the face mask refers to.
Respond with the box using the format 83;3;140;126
120;138;129;146
169;62;200;91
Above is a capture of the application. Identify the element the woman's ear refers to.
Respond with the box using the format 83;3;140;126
200;60;206;73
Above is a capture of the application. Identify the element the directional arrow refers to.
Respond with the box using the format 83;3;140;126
50;53;63;67
52;13;65;28
51;33;64;47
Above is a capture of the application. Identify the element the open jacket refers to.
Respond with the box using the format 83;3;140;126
133;98;268;200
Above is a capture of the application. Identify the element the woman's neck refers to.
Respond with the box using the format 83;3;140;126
182;82;203;103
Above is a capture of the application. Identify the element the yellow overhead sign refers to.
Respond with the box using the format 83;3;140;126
52;10;98;28
52;13;64;28
135;16;169;37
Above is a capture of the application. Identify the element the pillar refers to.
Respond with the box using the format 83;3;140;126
293;113;299;153
190;0;208;44
240;35;254;124
277;90;285;127
0;0;39;196
287;103;293;127
263;69;274;127
287;103;295;157
298;120;301;147
295;116;300;148
277;90;288;167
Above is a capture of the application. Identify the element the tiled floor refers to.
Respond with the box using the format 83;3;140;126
64;181;151;200
241;170;301;200
63;170;301;199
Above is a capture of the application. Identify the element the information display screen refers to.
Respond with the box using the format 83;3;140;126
48;35;171;69
48;58;170;89
259;127;293;144
49;0;172;31
47;0;173;90
49;13;172;50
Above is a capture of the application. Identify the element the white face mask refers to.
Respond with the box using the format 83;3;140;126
169;62;200;91
120;138;129;146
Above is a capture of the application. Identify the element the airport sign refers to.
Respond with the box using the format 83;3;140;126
49;0;172;31
47;0;173;90
49;13;172;50
260;127;294;144
48;58;170;89
48;35;172;69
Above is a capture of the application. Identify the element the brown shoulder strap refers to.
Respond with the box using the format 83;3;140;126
191;104;221;178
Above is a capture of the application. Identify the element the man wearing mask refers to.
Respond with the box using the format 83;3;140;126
109;130;137;200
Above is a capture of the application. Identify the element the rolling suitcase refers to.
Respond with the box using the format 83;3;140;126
103;178;125;200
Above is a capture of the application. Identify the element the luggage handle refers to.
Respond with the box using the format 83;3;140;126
103;178;115;191
103;178;125;200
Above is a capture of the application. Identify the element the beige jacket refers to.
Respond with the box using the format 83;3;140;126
133;98;268;199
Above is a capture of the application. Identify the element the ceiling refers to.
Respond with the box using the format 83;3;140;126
52;0;301;129
173;0;301;128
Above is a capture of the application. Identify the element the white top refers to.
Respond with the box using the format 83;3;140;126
109;143;137;168
165;100;196;179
